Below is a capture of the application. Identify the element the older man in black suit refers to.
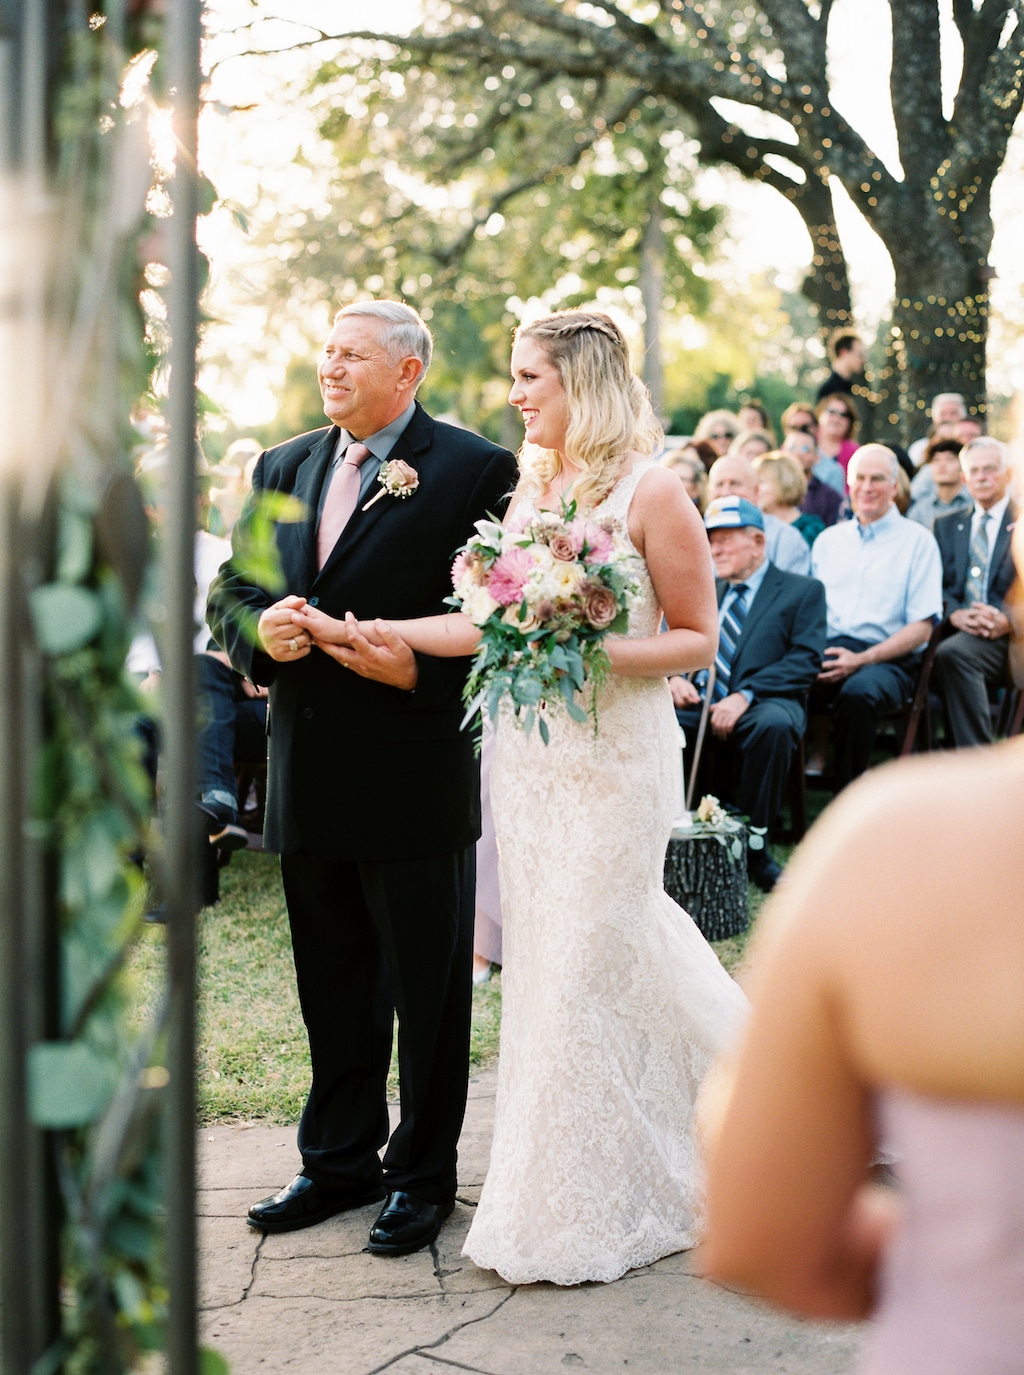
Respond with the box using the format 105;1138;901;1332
671;496;827;891
208;301;517;1256
932;436;1018;747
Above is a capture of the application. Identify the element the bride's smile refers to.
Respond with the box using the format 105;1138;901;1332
509;335;570;455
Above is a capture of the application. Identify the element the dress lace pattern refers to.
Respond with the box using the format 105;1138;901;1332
462;461;749;1286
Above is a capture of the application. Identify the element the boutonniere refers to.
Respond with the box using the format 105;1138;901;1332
362;459;420;511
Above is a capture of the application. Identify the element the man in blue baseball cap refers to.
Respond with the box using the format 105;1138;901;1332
670;495;827;890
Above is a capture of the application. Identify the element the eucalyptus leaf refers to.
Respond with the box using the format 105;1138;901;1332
30;583;103;655
538;714;550;745
28;1041;118;1128
200;1350;231;1375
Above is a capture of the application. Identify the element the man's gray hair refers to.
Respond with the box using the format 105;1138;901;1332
960;435;1006;471
848;444;899;481
930;391;966;418
335;300;433;375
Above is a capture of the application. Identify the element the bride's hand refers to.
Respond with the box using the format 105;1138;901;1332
291;605;351;646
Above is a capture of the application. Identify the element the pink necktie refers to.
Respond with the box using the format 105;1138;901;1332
317;442;371;569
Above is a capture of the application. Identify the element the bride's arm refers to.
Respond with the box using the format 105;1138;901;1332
605;466;718;677
293;605;481;659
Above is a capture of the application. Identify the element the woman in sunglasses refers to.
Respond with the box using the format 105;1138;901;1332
814;393;860;494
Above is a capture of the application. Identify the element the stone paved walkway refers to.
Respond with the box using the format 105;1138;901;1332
198;1069;862;1374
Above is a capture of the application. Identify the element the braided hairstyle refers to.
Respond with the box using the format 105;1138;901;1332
515;310;663;510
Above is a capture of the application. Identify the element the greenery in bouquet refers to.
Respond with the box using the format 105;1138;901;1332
448;499;642;742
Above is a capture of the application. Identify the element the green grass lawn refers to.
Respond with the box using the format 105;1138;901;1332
131;787;832;1125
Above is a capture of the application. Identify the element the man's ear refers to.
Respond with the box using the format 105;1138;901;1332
397;355;424;393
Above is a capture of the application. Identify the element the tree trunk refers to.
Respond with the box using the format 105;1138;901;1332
886;262;988;443
663;829;748;942
639;199;665;424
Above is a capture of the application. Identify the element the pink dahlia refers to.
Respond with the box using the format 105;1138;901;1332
579;521;614;564
487;547;535;606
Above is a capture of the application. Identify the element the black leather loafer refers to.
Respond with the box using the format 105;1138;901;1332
247;1174;386;1233
366;1190;455;1256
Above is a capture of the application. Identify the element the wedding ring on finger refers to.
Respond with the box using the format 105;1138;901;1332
288;637;298;653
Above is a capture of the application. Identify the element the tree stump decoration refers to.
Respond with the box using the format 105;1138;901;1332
663;823;748;942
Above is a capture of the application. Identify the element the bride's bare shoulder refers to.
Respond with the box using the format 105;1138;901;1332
751;740;1024;1099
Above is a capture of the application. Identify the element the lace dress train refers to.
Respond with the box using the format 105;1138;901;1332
462;464;748;1286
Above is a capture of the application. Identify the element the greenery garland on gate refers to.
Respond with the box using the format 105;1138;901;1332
18;6;223;1371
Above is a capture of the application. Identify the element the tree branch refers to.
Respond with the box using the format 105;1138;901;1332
887;0;949;186
428;86;648;270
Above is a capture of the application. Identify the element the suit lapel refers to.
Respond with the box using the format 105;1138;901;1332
282;426;337;588
953;514;970;594
730;563;778;679
990;502;1017;584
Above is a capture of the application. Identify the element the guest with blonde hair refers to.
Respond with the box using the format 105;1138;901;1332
694;408;741;457
754;452;824;547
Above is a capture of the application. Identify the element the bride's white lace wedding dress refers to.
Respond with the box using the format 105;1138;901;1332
462;461;749;1286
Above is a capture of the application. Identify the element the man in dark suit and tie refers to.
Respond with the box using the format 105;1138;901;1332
208;301;517;1255
671;496;827;891
932;436;1018;747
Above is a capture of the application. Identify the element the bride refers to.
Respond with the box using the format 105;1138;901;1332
296;310;748;1285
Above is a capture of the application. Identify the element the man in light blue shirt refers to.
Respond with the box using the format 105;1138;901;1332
707;453;812;575
810;445;942;788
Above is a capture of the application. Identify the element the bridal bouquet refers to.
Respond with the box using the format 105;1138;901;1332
448;500;642;742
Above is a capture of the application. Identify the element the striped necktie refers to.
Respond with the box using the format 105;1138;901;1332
963;511;991;605
712;583;749;701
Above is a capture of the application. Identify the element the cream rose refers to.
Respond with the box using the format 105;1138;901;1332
462;585;501;625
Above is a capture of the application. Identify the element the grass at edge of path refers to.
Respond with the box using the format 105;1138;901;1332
129;823;808;1125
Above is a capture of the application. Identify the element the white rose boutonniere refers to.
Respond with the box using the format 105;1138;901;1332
362;458;420;511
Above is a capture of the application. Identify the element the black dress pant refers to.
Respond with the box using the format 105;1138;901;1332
809;635;916;789
678;696;804;832
280;844;476;1205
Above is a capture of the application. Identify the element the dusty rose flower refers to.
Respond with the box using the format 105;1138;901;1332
584;585;618;630
548;532;578;562
534;599;556;622
363;458;420;509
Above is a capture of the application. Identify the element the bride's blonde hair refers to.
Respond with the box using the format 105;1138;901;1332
515;311;663;510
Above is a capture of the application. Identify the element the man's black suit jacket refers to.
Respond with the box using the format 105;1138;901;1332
933;500;1018;619
207;402;518;861
716;561;827;703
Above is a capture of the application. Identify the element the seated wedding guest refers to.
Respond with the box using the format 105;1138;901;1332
670;497;826;892
814;392;859;494
780;401;817;438
738;400;773;438
662;447;709;512
703;732;1024;1372
932;437;1018;749
754;452;824;547
782;430;843;527
727;427;774;464
694;408;741;457
809;445;942;790
689;437;720;473
907;437;971;530
815;327;866;402
908;392;968;470
708;453;811;575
